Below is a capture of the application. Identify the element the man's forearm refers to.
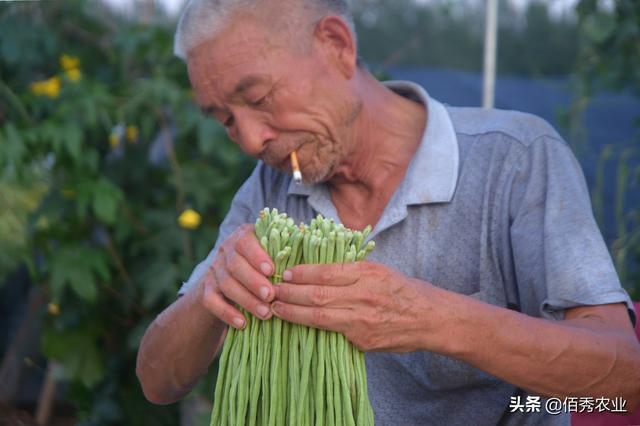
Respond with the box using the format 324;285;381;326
136;281;226;404
424;285;640;409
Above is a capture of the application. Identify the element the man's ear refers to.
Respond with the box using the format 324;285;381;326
313;15;357;78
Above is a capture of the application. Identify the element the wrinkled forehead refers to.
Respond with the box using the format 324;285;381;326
186;15;288;102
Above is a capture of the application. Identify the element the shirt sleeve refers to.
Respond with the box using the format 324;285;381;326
177;162;266;296
508;135;636;325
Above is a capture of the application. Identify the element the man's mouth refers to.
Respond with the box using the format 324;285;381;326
277;145;306;171
264;139;311;171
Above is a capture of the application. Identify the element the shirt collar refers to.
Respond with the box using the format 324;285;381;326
287;80;459;206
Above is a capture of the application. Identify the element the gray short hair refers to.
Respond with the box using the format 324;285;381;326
173;0;356;61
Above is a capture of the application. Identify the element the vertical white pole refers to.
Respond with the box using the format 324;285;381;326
482;0;498;109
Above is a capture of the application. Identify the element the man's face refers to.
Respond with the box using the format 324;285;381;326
187;12;359;184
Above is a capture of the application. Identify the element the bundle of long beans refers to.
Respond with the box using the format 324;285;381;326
210;208;376;426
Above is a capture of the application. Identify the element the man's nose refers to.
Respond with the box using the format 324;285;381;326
231;112;277;157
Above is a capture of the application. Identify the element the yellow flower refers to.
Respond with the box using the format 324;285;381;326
59;54;80;71
109;132;121;149
30;76;61;98
65;68;82;82
47;302;60;316
126;125;139;143
178;208;202;230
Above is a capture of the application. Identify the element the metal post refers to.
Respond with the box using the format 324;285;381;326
482;0;498;109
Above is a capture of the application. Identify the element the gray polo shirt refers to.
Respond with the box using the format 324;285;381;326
179;81;635;425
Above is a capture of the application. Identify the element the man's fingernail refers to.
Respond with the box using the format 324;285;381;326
259;286;270;301
257;305;269;318
233;317;245;328
271;302;282;314
260;262;272;275
283;270;292;281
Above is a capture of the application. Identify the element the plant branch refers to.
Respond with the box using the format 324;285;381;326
156;111;193;264
121;202;149;235
105;232;132;285
101;279;148;318
0;77;32;124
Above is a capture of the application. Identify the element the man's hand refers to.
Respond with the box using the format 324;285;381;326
271;261;640;409
271;261;432;352
204;224;277;329
137;223;277;404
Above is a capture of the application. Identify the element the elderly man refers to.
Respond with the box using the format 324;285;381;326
136;0;640;424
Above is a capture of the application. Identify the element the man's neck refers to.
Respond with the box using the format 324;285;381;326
328;74;427;229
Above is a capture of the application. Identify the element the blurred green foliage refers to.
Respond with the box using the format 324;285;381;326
0;0;254;423
0;177;47;278
353;0;579;75
575;0;640;98
572;0;640;299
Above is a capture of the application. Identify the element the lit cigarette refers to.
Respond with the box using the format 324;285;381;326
290;151;302;183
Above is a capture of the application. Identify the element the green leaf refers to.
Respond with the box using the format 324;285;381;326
0;179;46;278
42;328;105;388
197;118;225;155
0;30;20;65
64;124;83;162
85;149;100;172
0;123;26;168
583;13;615;44
179;164;230;210
49;246;109;303
127;319;151;350
134;258;178;308
69;266;98;302
75;180;93;221
93;188;116;224
92;178;123;225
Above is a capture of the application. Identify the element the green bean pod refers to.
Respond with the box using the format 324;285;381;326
327;231;336;263
211;210;375;426
361;225;372;241
269;228;281;259
353;231;363;253
336;232;345;264
320;237;328;264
